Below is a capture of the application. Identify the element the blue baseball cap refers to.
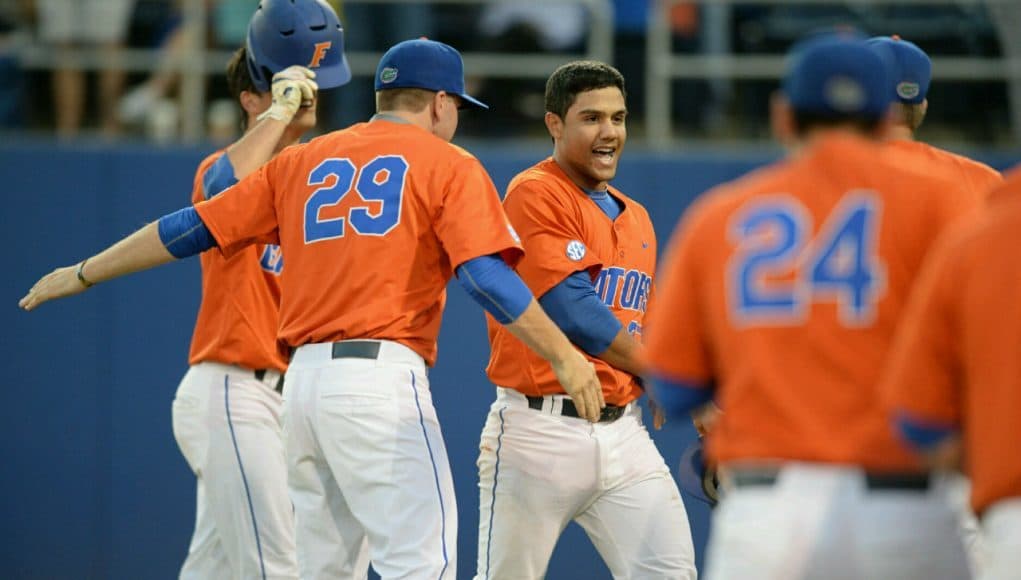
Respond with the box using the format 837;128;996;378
867;36;931;104
782;34;893;118
374;39;488;110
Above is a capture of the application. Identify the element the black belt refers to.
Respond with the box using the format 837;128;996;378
731;470;931;492
331;340;381;360
253;369;284;394
526;396;626;423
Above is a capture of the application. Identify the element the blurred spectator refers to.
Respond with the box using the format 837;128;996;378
0;1;29;129
479;4;586;52
325;1;434;129
466;4;586;136
117;7;189;131
988;1;1021;143
611;0;647;119
118;0;264;142
35;0;136;138
613;0;711;134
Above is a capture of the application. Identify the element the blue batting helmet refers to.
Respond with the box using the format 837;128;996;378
246;0;352;93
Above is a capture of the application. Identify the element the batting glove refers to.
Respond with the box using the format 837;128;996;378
257;65;319;123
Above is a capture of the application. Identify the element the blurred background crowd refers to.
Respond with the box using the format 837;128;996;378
0;0;1018;148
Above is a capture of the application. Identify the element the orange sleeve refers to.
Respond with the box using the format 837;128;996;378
503;179;603;298
883;234;964;426
433;156;523;269
930;175;983;233
643;202;714;384
964;162;1003;200
194;160;280;259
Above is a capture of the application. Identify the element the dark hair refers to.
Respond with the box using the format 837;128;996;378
226;46;259;131
791;111;882;136
544;60;625;119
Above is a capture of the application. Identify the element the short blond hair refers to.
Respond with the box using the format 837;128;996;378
900;102;927;132
375;88;434;113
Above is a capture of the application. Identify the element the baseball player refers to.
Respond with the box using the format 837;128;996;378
883;166;1021;580
20;38;603;580
643;34;980;580
171;1;350;578
476;60;696;579
868;35;1002;198
868;34;1001;574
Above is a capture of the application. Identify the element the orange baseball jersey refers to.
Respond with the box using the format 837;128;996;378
486;158;655;406
644;133;981;471
883;167;1021;513
188;151;289;372
885;139;1002;202
194;119;522;366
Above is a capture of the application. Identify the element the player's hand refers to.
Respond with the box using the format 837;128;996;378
691;402;721;437
257;65;318;123
19;264;89;311
648;397;666;430
552;350;604;423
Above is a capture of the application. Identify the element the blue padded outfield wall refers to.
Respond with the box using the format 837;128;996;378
2;140;1016;579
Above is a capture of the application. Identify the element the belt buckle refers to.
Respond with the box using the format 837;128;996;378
599;404;626;423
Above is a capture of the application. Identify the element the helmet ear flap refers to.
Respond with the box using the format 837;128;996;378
245;50;270;93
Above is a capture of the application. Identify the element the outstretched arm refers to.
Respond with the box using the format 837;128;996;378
19;222;173;310
19;205;216;311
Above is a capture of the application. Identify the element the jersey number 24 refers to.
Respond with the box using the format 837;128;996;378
304;156;408;243
727;192;886;327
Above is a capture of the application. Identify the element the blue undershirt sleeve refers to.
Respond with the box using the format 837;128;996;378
157;206;217;259
894;412;958;451
538;270;622;355
202;153;239;199
650;374;714;418
456;254;533;324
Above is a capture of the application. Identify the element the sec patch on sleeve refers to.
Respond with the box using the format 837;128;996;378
566;240;586;261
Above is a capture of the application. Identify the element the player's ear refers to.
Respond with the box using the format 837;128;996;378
240;90;267;120
544;112;563;141
430;90;447;123
769;91;796;147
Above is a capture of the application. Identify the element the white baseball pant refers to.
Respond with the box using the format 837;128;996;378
172;361;297;580
475;387;697;579
706;463;972;580
979;497;1021;580
284;340;456;580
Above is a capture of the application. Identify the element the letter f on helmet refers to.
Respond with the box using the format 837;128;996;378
309;42;332;68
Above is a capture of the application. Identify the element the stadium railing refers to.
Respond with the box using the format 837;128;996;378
15;0;613;142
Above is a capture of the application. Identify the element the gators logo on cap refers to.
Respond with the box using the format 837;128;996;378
896;81;920;100
380;67;399;84
823;76;866;113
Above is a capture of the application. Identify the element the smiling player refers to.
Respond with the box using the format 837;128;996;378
476;61;696;580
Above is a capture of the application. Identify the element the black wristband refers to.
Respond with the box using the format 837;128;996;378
76;260;95;288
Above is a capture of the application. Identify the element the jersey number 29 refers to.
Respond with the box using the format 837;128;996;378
304;156;408;243
727;192;886;327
